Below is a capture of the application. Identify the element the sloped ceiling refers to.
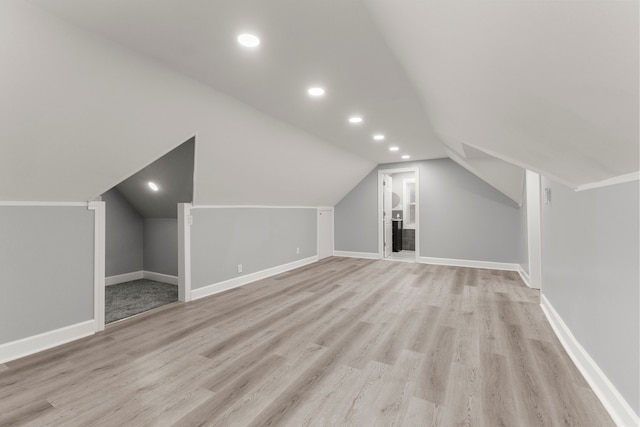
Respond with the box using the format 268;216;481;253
365;0;639;189
2;0;638;206
0;0;374;205
113;138;194;218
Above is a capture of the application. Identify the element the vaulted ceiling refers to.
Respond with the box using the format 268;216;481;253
1;0;637;205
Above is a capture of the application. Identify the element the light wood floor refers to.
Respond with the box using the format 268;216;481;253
1;257;614;426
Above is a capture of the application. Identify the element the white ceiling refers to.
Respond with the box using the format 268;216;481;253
4;0;639;205
366;0;639;188
27;0;446;164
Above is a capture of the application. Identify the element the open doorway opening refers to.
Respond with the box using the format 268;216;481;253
101;137;195;324
378;167;419;262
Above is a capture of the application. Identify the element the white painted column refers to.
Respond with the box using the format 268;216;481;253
526;170;542;289
178;203;192;302
88;201;106;332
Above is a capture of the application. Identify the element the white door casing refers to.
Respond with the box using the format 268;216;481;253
318;208;334;260
378;167;420;260
384;175;393;257
526;170;542;289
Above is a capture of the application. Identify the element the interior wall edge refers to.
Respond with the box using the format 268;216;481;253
191;255;318;301
333;251;381;260
105;271;144;286
517;266;531;288
190;204;328;209
0;201;88;206
0;320;95;365
417;257;520;272
574;171;640;192
540;294;640;427
143;271;178;286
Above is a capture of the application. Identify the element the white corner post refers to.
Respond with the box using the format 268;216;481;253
526;170;542;290
88;201;106;332
178;203;192;302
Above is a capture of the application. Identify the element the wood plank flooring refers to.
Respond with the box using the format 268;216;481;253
0;257;614;426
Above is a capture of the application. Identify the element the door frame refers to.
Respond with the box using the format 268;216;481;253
377;167;420;260
525;170;542;289
317;207;334;260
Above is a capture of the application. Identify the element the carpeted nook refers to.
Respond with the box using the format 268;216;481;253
105;279;178;323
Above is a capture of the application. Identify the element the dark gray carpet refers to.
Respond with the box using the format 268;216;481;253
106;279;178;323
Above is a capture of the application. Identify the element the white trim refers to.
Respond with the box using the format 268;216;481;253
517;265;531;288
526;170;542;290
191;205;321;210
105;271;144;286
191;132;199;204
378;172;385;257
0;201;87;206
540;295;639;427
143;271;179;286
0;320;95;364
88;201;105;333
191;255;318;301
378;167;420;260
575;171;640;191
317;207;334;261
105;270;178;286
333;251;381;260
178;203;192;302
451;139;578;190
418;256;520;271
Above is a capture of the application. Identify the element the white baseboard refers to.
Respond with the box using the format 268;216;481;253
0;320;95;364
105;271;144;286
540;295;639;427
105;270;178;286
517;265;531;287
418;256;519;271
191;256;319;301
143;271;178;286
333;251;381;260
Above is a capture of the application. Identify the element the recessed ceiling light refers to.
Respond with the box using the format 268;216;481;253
348;116;363;124
402;155;411;159
389;146;399;152
237;33;260;48
308;87;325;97
148;181;159;192
373;134;385;141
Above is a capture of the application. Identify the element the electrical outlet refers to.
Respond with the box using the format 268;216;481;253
237;264;242;273
296;247;300;254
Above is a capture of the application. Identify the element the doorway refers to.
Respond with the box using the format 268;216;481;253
378;167;419;262
101;137;195;324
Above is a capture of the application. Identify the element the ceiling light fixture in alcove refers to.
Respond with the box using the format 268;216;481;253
101;137;195;219
389;146;399;152
307;87;325;97
373;134;385;141
348;116;363;124
237;33;260;48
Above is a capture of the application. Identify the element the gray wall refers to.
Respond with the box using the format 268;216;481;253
541;178;639;414
335;158;522;263
103;188;143;277
191;208;317;289
144;218;178;276
334;166;378;253
0;206;94;344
